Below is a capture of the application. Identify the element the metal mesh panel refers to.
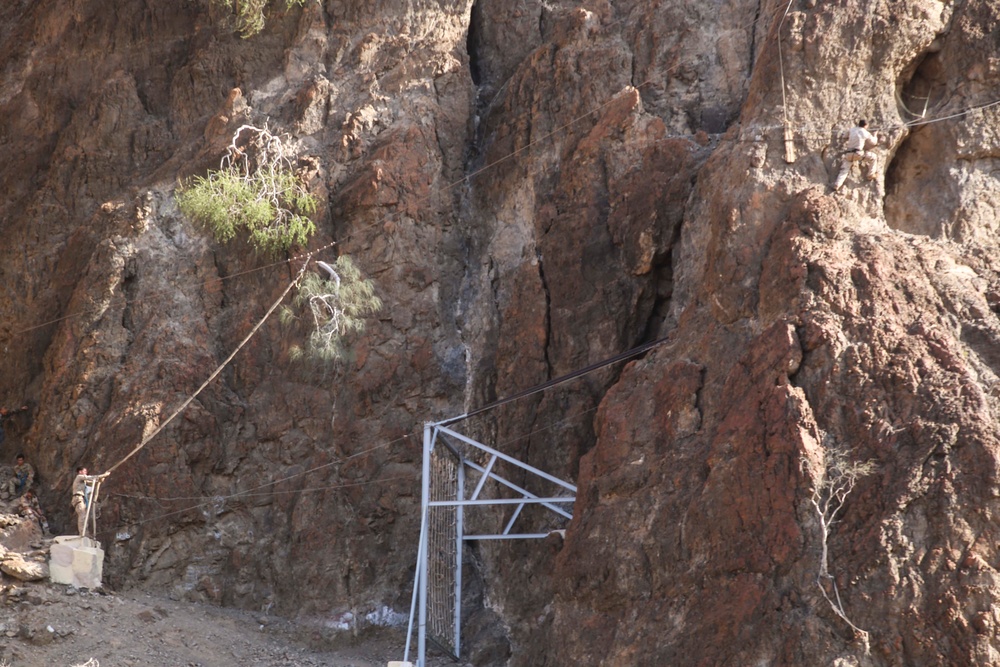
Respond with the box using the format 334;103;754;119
427;444;458;656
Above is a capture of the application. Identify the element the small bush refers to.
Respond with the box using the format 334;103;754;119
177;125;317;254
212;0;311;38
282;256;383;362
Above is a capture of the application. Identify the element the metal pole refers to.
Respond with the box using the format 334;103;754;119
454;460;464;656
81;479;101;541
403;502;428;664
417;423;433;667
437;425;577;491
89;480;103;539
462;533;553;540
469;454;496;501
445;460;575;519
503;502;525;535
80;483;91;540
429;497;575;507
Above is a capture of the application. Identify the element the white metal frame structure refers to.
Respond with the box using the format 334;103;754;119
403;420;577;666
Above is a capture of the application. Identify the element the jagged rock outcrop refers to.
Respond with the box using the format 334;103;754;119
1;0;999;665
0;0;474;620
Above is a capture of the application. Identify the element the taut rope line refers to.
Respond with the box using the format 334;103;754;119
103;243;330;476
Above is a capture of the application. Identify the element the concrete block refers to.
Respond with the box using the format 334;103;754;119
49;535;104;589
387;662;413;667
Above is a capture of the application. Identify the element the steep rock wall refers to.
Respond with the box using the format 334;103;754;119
0;0;476;621
531;0;1000;665
1;0;1000;665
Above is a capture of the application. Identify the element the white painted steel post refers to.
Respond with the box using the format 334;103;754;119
436;426;577;491
470;454;496;500
403;499;429;664
89;480;102;537
455;461;464;656
417;423;432;667
503;502;525;535
81;479;102;540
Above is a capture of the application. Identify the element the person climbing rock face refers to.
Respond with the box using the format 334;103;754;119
833;119;879;191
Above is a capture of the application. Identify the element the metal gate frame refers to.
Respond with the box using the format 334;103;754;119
403;421;577;666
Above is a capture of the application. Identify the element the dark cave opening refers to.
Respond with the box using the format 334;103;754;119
884;48;951;237
896;50;946;124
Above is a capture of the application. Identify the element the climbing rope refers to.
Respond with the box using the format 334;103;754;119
12;249;311;337
106;398;603;534
101;243;330;478
113;435;407;503
777;0;797;163
638;94;1000;147
899;97;1000;130
114;475;418;533
439;333;672;427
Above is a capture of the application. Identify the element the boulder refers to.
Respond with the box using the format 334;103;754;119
1;554;47;582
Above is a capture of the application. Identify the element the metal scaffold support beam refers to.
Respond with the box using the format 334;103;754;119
401;420;576;667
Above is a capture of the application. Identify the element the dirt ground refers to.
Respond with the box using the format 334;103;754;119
0;581;460;667
0;495;461;667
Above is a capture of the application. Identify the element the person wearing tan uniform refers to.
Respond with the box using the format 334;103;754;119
833;119;879;191
72;467;107;537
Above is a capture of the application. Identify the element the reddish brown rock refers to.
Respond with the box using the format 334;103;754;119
1;0;1000;665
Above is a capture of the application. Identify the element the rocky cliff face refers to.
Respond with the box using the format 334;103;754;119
2;0;1000;665
0;0;475;621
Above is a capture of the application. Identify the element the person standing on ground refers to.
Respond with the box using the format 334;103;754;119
833;119;879;191
13;454;34;496
72;466;108;537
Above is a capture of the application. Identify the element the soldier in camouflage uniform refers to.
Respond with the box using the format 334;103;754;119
13;454;34;496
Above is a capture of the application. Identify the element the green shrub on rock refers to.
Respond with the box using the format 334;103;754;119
282;256;383;363
177;125;317;255
211;0;312;38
